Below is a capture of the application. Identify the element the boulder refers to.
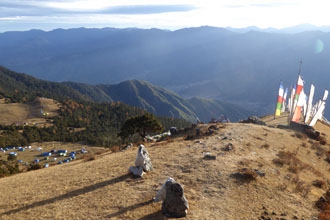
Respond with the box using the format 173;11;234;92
160;178;189;218
170;127;178;135
240;116;266;125
154;177;174;202
135;144;153;172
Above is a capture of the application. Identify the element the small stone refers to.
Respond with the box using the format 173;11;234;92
222;143;234;151
203;154;216;160
128;166;144;178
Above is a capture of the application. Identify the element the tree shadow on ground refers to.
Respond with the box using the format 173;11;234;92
106;199;154;219
2;173;131;216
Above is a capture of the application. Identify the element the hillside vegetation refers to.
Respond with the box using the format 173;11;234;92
0;96;191;149
1;120;330;219
0;66;250;122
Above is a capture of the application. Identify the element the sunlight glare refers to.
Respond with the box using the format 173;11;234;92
314;39;324;54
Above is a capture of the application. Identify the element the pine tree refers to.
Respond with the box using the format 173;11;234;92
118;113;163;141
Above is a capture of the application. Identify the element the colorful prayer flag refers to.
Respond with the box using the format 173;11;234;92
275;81;284;116
281;87;288;112
292;89;306;122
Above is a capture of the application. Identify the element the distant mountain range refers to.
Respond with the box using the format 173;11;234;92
227;23;330;33
1;26;330;119
0;66;250;122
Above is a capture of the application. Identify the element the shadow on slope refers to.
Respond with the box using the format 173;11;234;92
106;199;154;219
138;210;164;220
2;173;131;216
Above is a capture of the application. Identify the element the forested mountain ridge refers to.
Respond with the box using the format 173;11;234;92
0;66;250;122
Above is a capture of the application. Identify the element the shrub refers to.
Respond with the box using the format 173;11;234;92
277;183;288;191
0;161;20;177
238;159;251;166
313;179;327;189
273;151;320;175
184;134;196;140
81;152;96;161
272;158;285;167
295;180;311;198
7;154;17;161
316;190;330;219
28;163;42;171
318;136;327;145
230;168;258;183
288;162;299;174
111;145;122;153
260;143;270;149
325;153;330;164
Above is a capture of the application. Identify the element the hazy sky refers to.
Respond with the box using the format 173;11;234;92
0;0;329;33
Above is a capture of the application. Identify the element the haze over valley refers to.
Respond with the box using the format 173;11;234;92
1;26;330;120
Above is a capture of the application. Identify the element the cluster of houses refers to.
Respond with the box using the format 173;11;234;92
1;145;88;168
0;145;32;153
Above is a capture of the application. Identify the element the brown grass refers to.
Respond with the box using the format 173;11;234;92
2;121;330;219
0;97;60;126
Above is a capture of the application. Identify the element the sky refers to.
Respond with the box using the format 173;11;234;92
0;0;329;33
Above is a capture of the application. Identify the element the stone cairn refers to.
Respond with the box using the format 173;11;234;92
129;144;153;178
154;177;189;218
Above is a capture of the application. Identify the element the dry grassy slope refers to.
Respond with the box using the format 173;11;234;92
1;120;330;219
0;97;59;126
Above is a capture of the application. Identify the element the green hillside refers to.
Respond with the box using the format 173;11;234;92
0;66;251;122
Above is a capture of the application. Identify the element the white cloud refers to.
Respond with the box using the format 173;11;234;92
0;0;330;32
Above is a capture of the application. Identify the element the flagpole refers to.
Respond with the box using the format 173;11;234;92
298;59;302;77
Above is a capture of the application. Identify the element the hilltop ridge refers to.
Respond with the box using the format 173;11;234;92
1;120;330;219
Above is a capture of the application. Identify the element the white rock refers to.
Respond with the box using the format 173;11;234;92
135;144;153;172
